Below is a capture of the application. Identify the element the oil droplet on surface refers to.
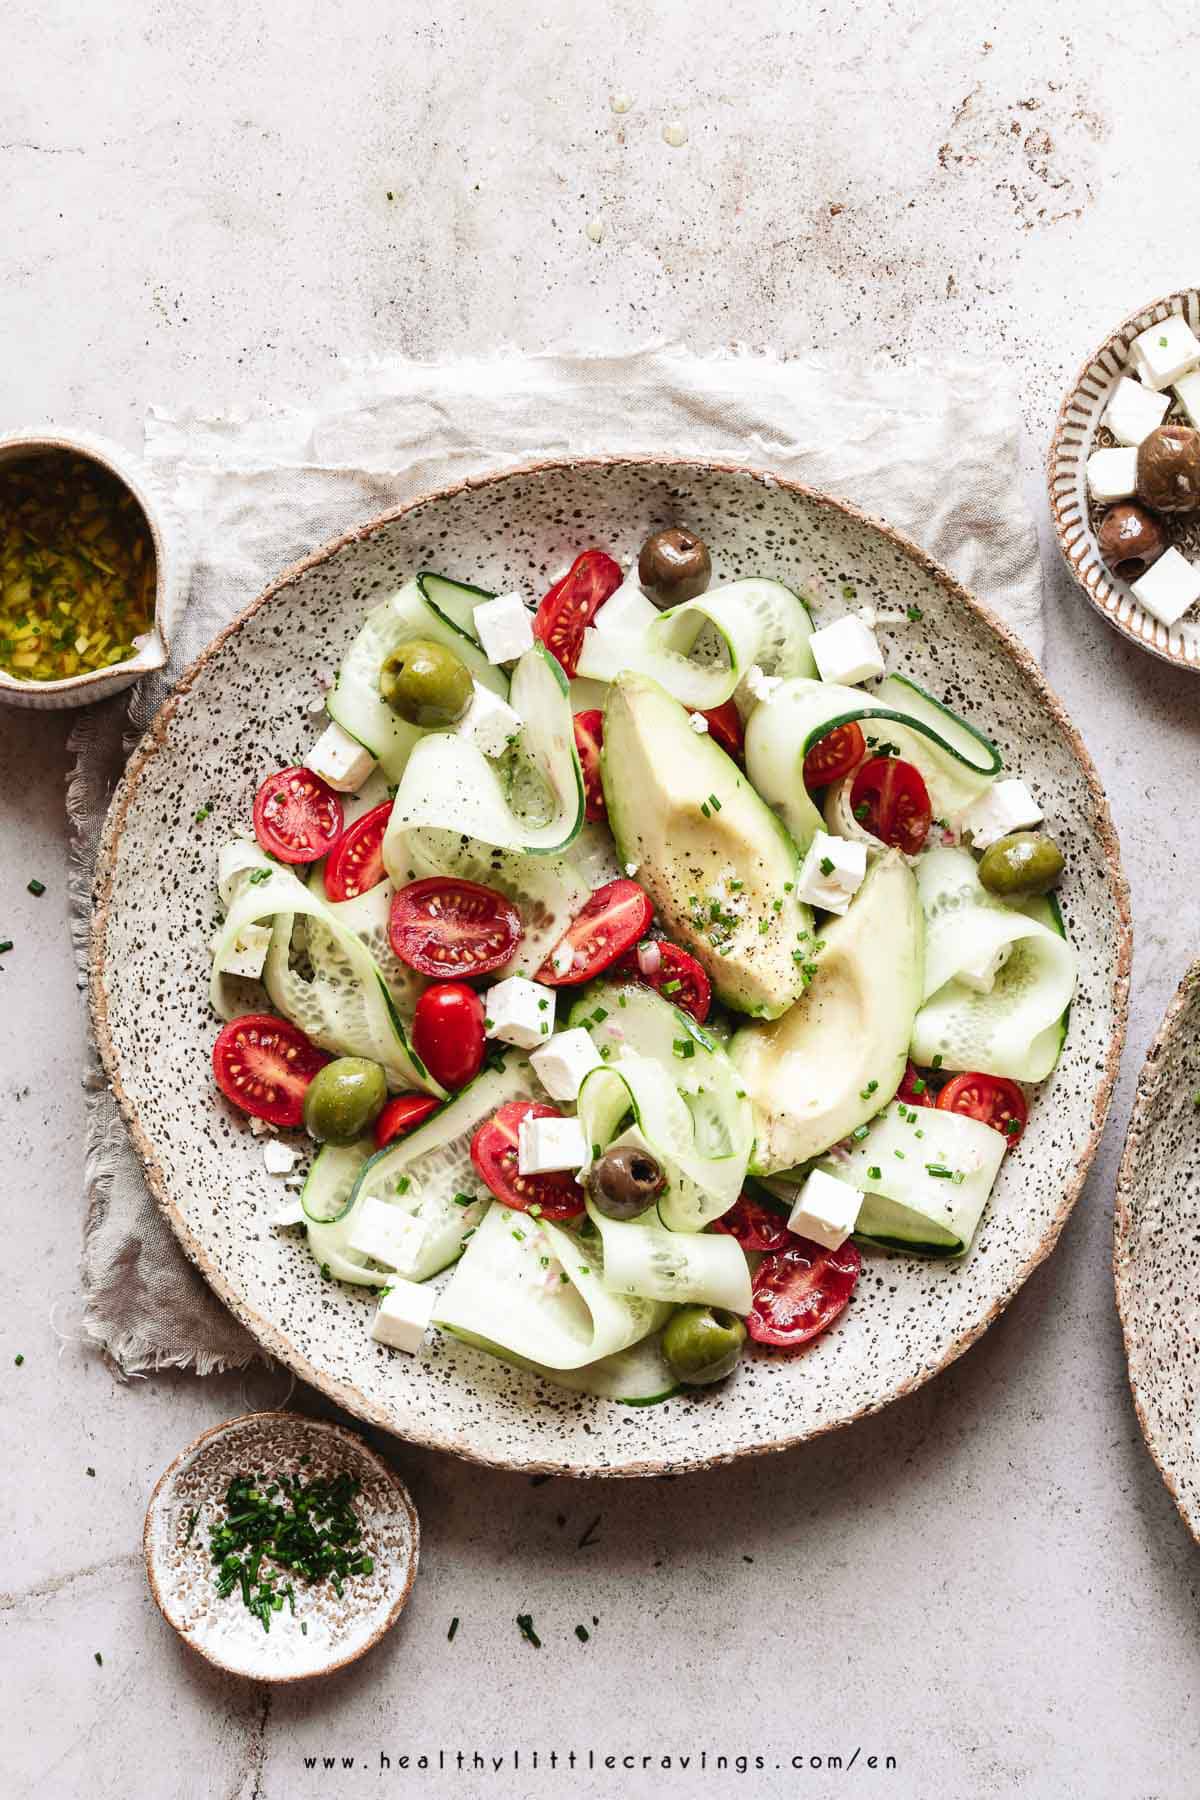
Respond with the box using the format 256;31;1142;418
610;92;634;114
585;216;605;244
662;119;688;148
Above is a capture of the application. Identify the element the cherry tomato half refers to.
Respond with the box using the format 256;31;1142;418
536;878;654;986
374;1091;441;1150
388;878;522;979
533;549;623;677
470;1100;585;1220
573;709;606;823
412;982;486;1090
746;1237;861;1348
700;700;744;761
212;1013;330;1128
324;801;393;901
713;1190;792;1253
936;1071;1028;1146
897;1059;935;1108
803;721;866;790
848;756;932;856
253;766;344;865
614;939;712;1023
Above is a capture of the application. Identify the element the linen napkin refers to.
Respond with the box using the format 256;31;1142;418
70;345;1044;1374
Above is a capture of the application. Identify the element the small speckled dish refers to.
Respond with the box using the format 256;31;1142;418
1115;963;1200;1543
0;425;189;709
93;459;1129;1476
1049;289;1200;671
144;1412;419;1681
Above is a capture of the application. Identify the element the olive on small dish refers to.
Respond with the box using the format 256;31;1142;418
303;1057;388;1144
1095;502;1168;582
637;527;712;609
1136;424;1200;515
977;831;1064;900
380;637;474;727
662;1304;747;1385
586;1144;666;1219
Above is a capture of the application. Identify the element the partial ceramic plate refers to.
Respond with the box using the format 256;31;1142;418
1048;288;1200;671
92;458;1130;1476
144;1412;418;1680
1115;962;1200;1542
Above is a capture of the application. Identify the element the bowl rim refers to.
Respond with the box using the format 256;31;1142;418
1047;287;1200;673
90;453;1132;1477
142;1409;420;1681
0;423;172;694
1113;957;1200;1544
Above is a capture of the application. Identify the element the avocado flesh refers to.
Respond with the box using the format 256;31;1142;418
601;672;813;1020
730;851;924;1173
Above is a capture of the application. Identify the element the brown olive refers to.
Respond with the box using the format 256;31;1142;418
637;527;712;609
1136;425;1200;515
587;1144;666;1219
1095;502;1169;581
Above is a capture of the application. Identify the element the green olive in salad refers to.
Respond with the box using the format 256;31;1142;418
978;831;1064;900
662;1304;747;1385
379;637;474;727
303;1057;388;1144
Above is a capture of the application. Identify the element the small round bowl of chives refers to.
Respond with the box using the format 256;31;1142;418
0;424;189;710
143;1412;419;1682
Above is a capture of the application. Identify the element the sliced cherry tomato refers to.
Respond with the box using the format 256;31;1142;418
535;878;654;986
374;1091;440;1150
253;766;344;865
713;1190;792;1253
897;1059;935;1108
211;1013;330;1127
573;709;606;823
700;700;744;760
746;1237;861;1348
324;801;392;901
533;549;623;677
412;982;486;1090
803;721;866;790
848;755;932;856
388;877;522;979
613;939;712;1023
470;1100;585;1220
936;1071;1028;1146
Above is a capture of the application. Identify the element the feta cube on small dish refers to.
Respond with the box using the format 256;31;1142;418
517;1112;589;1177
1131;546;1200;626
455;682;522;758
786;1168;863;1252
1173;368;1200;430
1128;315;1200;390
960;778;1044;850
370;1279;435;1354
808;615;885;687
269;1196;307;1229
262;1139;300;1177
303;721;376;794
485;975;556;1048
347;1197;428;1275
795;831;868;915
1102;375;1169;447
530;1028;603;1102
1086;446;1139;505
216;923;272;982
473;591;534;664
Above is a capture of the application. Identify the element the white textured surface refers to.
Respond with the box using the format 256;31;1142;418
3;4;1200;1797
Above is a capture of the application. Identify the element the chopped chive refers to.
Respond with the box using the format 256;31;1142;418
819;857;834;877
94;1652;103;1666
868;1165;881;1181
910;1075;927;1094
851;1124;870;1141
700;802;711;818
906;604;923;622
13;1353;23;1366
925;1164;954;1179
448;1616;459;1641
193;806;211;824
859;1079;878;1099
0;940;13;954
396;1176;410;1195
932;1053;943;1069
26;878;45;897
575;1624;590;1642
516;1613;542;1648
708;793;722;811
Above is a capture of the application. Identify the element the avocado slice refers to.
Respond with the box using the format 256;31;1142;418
730;851;924;1173
601;672;813;1020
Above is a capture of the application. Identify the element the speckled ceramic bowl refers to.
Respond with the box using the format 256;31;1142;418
91;459;1130;1476
0;425;189;709
1049;289;1200;671
1115;963;1200;1542
144;1412;418;1680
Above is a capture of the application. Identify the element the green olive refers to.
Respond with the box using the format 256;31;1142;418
586;1145;666;1219
379;637;474;727
977;831;1064;899
303;1057;388;1145
637;527;712;609
662;1304;747;1386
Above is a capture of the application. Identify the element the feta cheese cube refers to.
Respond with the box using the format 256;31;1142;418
795;831;868;915
808;615;886;687
1131;546;1200;626
1173;368;1200;429
960;778;1044;849
249;1115;275;1138
593;568;658;635
530;1027;603;1102
1086;447;1139;504
624;861;640;877
455;681;523;758
217;923;272;982
1102;375;1169;447
1129;315;1200;390
347;1197;428;1274
743;662;782;703
786;1167;863;1251
303;721;376;794
517;1112;588;1176
473;591;534;664
485;975;556;1048
370;1278;434;1354
688;711;710;734
262;1140;300;1177
269;1196;307;1229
